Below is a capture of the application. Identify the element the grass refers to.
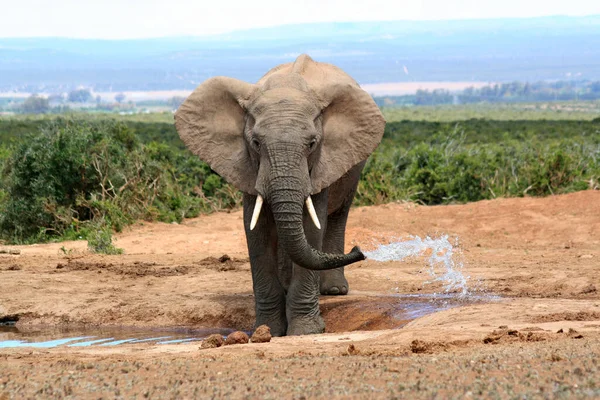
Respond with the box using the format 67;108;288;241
382;101;600;122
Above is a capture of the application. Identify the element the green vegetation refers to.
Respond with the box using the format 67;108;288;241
357;126;599;205
0;118;240;248
0;111;598;248
382;102;600;122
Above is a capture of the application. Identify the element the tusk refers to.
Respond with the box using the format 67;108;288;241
305;196;321;230
250;195;263;230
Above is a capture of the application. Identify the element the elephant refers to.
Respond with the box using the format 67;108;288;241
175;54;385;336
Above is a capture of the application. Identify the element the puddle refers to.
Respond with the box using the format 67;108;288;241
0;235;496;349
0;326;235;349
322;292;491;332
0;293;493;348
320;234;498;331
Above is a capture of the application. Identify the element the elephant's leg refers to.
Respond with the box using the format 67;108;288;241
243;193;287;337
286;189;328;335
320;162;364;295
319;208;351;295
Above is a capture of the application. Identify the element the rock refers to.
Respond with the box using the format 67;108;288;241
580;284;597;294
218;254;231;263
568;328;584;339
410;339;431;353
224;331;249;345
250;325;272;343
346;343;359;355
200;334;225;349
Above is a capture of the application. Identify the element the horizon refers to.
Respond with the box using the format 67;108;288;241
2;0;600;39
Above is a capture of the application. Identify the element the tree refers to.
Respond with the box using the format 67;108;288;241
68;88;93;103
115;93;126;103
20;94;50;114
48;93;65;104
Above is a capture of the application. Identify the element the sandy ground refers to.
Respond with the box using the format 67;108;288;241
1;190;599;398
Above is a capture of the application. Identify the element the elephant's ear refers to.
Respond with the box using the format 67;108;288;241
310;82;386;194
175;77;258;194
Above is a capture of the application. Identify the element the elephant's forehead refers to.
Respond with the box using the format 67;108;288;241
249;88;318;117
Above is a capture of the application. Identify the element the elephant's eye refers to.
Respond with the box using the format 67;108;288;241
251;138;261;151
309;138;317;150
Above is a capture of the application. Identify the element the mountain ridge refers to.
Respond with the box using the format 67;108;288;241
1;15;599;92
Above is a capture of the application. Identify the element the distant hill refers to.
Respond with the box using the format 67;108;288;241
1;16;599;93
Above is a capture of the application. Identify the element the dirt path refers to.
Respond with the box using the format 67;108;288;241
1;191;599;398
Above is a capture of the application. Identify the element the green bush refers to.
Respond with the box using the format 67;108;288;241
355;129;599;206
86;224;123;255
0;116;597;245
0;119;240;244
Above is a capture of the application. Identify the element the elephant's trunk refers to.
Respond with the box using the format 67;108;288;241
265;147;365;271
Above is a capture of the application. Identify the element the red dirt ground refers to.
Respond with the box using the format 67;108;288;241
1;191;599;398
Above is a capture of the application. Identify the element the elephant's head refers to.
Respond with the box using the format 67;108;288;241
175;54;385;271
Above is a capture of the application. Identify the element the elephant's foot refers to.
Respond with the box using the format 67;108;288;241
319;268;348;295
255;311;287;337
286;315;325;336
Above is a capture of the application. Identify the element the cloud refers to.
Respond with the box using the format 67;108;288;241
1;0;599;39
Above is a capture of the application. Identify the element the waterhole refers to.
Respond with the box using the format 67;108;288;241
0;236;493;348
0;326;236;349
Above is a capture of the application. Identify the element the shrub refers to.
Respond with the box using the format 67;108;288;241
86;224;123;255
0;119;240;244
0;116;597;245
355;126;599;206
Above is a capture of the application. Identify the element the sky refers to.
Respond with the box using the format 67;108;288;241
1;0;600;39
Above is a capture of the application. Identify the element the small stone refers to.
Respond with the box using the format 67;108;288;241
7;264;21;271
580;284;597;294
410;339;430;353
250;325;271;343
200;334;224;349
579;254;594;259
568;328;584;339
224;331;249;345
346;343;359;355
550;353;562;362
218;254;231;263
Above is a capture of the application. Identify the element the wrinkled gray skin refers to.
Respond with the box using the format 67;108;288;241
175;54;385;336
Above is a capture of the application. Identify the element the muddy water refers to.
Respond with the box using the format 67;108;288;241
0;236;491;349
321;293;492;332
0;326;236;349
0;294;491;349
